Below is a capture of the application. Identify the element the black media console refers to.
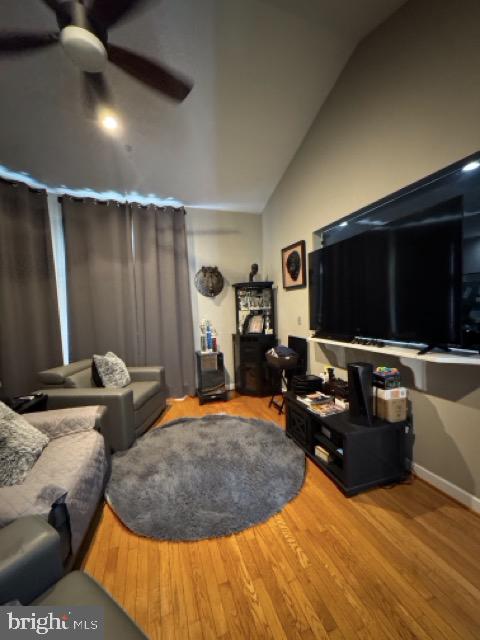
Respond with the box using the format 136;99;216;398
285;392;411;496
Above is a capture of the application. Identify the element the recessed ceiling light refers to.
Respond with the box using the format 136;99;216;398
462;160;480;172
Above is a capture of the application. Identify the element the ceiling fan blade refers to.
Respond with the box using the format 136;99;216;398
108;43;192;102
39;0;67;14
0;31;58;54
88;0;149;30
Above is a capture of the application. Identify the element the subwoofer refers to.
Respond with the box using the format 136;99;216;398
348;362;374;426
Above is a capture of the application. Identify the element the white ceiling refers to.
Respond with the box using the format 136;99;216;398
0;0;405;212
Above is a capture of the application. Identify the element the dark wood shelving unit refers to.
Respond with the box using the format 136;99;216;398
232;281;277;396
285;392;411;496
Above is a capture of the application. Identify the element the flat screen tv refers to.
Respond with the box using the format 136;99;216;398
309;197;466;348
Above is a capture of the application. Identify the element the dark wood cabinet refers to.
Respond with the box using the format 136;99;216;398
232;281;277;396
285;393;411;496
233;334;277;396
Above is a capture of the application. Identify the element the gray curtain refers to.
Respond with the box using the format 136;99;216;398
131;205;195;396
62;198;138;364
62;199;195;396
0;181;63;396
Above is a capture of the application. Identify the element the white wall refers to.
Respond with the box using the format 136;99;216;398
262;0;480;497
186;209;262;387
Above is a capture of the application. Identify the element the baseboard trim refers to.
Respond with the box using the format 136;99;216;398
413;463;480;514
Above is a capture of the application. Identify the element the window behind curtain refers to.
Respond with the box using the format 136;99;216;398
47;194;70;364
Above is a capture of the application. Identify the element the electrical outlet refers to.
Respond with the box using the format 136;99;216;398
297;316;302;325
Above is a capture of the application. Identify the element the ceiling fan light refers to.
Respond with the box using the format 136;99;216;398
102;114;118;131
60;25;107;73
98;108;121;133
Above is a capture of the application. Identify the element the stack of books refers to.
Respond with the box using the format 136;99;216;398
314;445;332;463
296;392;346;417
296;391;331;406
309;403;345;417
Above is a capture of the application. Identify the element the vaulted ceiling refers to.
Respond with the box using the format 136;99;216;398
0;0;405;212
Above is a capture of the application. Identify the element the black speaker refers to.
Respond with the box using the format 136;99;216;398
348;362;374;426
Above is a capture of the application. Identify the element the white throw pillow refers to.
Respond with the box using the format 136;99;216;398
0;401;49;486
93;352;131;388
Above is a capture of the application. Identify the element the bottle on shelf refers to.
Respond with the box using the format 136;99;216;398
199;319;205;352
264;313;273;335
199;319;219;352
200;318;213;352
206;323;212;350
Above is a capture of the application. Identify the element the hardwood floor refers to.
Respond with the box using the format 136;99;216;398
82;394;480;639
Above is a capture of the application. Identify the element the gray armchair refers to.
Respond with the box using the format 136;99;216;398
36;359;167;451
0;516;147;639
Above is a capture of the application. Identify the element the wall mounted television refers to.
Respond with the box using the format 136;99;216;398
309;154;480;352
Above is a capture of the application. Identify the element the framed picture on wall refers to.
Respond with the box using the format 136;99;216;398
281;240;306;290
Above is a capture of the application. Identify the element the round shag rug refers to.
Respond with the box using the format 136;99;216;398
105;414;305;540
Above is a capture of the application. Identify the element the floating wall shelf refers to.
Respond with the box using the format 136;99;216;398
308;337;480;366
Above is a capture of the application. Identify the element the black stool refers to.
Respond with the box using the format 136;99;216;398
266;352;299;415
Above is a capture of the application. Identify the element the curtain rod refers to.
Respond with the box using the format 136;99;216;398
56;195;186;213
0;165;185;210
0;177;184;211
0;176;47;195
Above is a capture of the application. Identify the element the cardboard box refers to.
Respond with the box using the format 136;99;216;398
375;396;407;422
375;387;407;400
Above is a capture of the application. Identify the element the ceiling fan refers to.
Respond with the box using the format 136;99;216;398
0;0;193;107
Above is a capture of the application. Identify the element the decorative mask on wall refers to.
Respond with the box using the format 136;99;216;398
194;266;225;298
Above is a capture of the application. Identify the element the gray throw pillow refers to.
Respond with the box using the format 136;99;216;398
93;352;131;388
0;401;49;487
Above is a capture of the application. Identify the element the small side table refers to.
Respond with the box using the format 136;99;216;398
196;351;228;405
266;352;299;415
7;393;48;414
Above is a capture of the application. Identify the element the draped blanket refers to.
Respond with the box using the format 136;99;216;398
0;408;108;555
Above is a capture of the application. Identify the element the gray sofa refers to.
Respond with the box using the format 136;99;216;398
36;359;167;451
0;516;147;639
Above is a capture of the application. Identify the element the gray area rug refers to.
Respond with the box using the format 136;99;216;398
105;414;305;540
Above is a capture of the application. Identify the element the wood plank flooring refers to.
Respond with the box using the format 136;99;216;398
82;394;480;639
